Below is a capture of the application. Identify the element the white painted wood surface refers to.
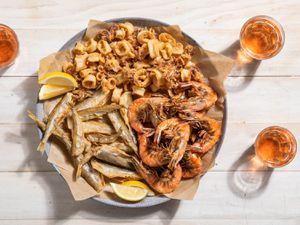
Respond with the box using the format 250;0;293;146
0;0;299;224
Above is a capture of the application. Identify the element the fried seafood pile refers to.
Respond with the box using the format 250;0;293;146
62;22;203;93
30;22;222;195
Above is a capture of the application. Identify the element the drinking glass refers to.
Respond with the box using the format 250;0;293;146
255;126;297;168
240;15;285;60
0;24;19;69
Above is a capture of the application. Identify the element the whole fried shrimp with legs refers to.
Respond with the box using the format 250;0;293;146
180;150;204;178
128;97;169;134
131;157;182;194
180;112;221;154
173;81;217;113
138;133;171;167
154;118;190;170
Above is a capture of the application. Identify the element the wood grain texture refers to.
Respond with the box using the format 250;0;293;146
1;0;298;30
0;171;300;220
0;124;54;172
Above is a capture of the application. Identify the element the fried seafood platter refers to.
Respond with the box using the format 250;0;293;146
30;19;226;205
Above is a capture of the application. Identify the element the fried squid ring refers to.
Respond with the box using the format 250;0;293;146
97;40;112;55
86;38;97;53
102;77;117;91
158;33;176;46
95;72;106;83
119;22;134;37
149;68;163;89
159;42;173;60
111;87;123;103
105;55;121;72
132;86;146;97
73;42;86;55
172;42;184;55
114;29;126;40
79;68;96;79
87;52;101;62
147;39;160;59
82;74;97;89
133;69;151;88
111;40;132;57
74;53;88;72
63;62;75;75
137;30;155;44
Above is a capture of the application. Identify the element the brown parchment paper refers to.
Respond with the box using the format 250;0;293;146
39;19;234;201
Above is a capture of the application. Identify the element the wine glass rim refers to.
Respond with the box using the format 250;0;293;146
254;126;297;168
239;15;285;60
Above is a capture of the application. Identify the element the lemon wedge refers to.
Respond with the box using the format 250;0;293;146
110;182;148;202
39;84;73;100
38;72;78;88
122;180;155;196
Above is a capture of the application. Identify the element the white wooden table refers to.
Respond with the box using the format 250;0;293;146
1;0;299;224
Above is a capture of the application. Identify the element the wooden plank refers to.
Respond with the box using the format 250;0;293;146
214;122;300;171
1;29;79;76
0;171;299;220
226;77;300;123
0;219;298;225
0;124;53;172
1;0;298;30
2;122;299;172
1;28;299;77
0;77;38;123
1;76;300;123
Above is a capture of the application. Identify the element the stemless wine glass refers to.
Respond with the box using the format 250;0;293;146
255;126;297;168
240;15;285;60
0;24;19;69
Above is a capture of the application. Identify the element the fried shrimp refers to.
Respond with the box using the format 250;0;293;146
132;157;182;194
128;97;169;134
138;133;171;167
181;112;221;154
154;118;190;169
173;81;217;113
180;151;204;178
